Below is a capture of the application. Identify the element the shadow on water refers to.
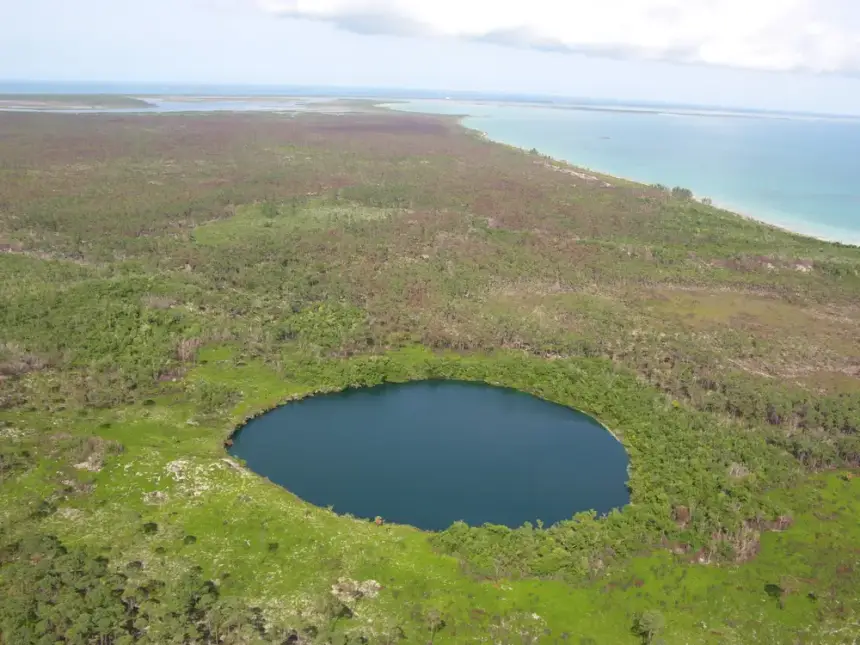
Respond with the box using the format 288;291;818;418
229;381;629;531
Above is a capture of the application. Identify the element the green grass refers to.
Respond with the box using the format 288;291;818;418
193;201;399;247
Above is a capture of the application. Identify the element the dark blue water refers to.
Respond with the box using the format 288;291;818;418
229;381;629;530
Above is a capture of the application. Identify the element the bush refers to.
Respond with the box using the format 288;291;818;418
189;380;241;413
633;611;666;644
670;186;694;200
0;532;322;644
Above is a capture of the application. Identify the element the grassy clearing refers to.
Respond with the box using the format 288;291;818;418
193;201;400;247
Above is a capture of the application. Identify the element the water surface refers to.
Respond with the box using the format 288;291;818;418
389;100;860;244
229;381;629;530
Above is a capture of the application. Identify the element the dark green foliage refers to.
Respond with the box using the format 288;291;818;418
670;186;694;200
189;380;241;414
632;611;666;644
0;533;299;644
0;442;31;481
259;201;280;219
764;583;785;608
0;533;401;644
0;278;190;377
279;303;368;353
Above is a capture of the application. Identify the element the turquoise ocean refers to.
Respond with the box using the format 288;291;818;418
389;101;860;245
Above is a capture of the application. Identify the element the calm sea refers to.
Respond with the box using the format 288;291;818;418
389;100;860;245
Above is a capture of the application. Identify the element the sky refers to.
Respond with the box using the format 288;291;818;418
3;0;860;114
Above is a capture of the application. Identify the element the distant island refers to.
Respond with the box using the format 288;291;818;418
0;93;153;110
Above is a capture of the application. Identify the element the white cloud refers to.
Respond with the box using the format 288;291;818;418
256;0;860;73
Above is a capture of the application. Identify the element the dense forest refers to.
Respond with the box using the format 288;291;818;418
0;108;858;643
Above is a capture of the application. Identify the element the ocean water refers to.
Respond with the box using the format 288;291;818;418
389;100;860;244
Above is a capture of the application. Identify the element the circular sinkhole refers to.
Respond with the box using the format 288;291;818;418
229;381;629;530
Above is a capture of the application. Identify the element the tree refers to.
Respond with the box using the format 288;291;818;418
633;611;666;644
424;608;446;644
671;186;694;200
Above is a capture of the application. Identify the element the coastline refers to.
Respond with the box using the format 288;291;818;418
470;122;860;247
383;101;860;248
3;94;857;246
698;196;860;247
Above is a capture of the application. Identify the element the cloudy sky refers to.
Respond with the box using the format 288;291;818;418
4;0;860;113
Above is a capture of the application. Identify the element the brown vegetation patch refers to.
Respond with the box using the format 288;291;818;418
176;337;203;363
48;435;124;474
672;505;691;528
309;115;453;136
707;255;812;273
0;343;50;378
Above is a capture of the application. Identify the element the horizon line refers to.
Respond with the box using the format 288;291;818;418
1;79;858;119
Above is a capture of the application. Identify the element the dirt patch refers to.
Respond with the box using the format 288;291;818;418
330;578;382;603
143;491;169;505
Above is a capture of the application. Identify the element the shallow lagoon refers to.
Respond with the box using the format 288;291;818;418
229;381;629;530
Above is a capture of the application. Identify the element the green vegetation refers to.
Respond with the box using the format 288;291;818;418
1;109;858;643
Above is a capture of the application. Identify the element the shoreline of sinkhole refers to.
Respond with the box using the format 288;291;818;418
227;380;630;531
